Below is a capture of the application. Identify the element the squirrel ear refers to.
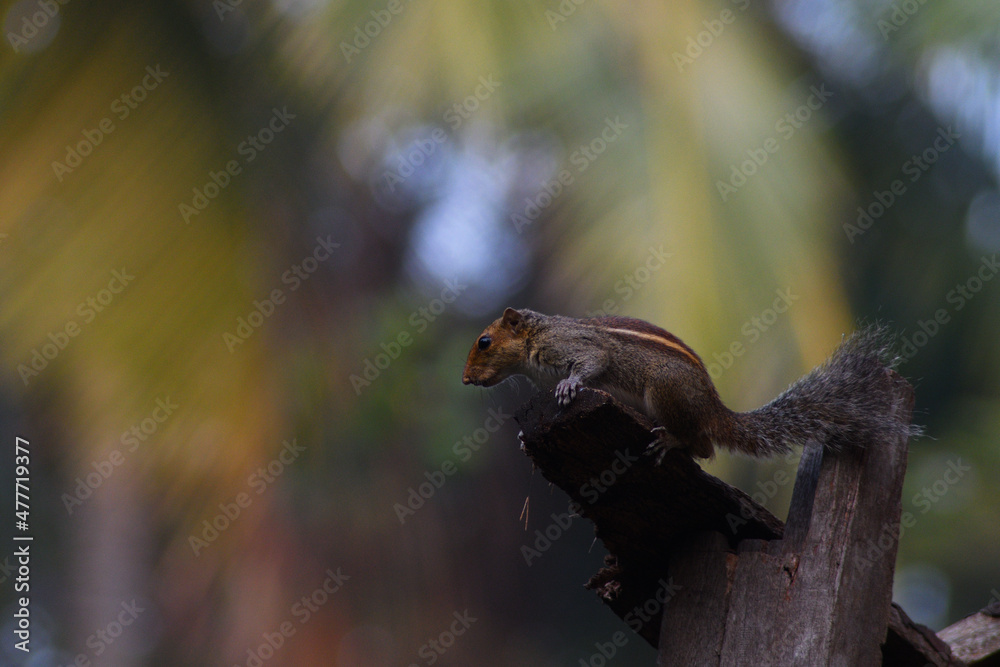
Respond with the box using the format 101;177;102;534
501;308;523;329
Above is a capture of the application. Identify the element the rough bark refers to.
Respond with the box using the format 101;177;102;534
515;371;966;666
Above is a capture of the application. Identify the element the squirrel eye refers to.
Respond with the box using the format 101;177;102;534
477;335;492;351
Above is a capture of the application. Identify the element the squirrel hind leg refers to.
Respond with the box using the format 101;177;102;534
644;390;717;459
646;422;716;460
687;435;717;459
646;430;686;465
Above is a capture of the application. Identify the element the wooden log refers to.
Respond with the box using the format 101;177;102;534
702;370;916;665
514;375;959;665
516;388;783;645
656;531;735;666
886;602;967;666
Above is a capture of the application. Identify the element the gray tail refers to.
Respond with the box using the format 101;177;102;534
724;327;920;457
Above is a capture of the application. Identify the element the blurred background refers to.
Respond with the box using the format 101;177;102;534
0;0;998;664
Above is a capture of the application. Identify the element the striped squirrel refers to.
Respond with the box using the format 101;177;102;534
461;308;916;459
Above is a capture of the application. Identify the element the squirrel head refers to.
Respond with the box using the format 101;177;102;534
462;307;530;387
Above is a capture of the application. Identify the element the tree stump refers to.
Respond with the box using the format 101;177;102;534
515;369;964;665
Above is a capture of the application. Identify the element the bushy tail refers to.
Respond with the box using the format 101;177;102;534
722;327;920;457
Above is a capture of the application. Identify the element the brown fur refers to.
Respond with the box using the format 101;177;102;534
463;308;917;458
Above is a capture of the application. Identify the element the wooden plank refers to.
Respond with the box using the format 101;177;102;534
886;602;967;666
781;442;824;550
656;531;734;666
765;371;914;665
717;542;792;666
939;605;1000;665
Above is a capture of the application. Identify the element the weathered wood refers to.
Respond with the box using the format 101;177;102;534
886;602;967;666
781;442;824;549
517;388;783;645
752;370;914;666
939;602;1000;665
716;541;792;664
656;532;734;666
514;374;958;665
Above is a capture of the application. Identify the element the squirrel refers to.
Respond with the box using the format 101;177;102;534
462;308;917;459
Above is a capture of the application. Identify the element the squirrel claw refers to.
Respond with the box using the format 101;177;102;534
555;378;581;406
645;429;679;466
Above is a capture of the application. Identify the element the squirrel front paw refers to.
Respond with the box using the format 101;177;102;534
555;377;582;406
